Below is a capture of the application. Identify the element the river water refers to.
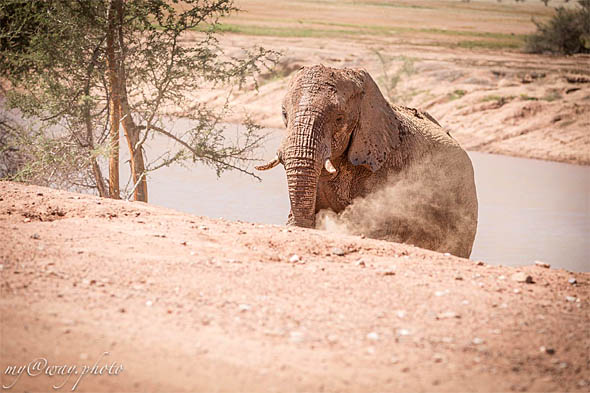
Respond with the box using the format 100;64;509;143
130;126;589;272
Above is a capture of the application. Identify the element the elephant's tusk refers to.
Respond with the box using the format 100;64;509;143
255;155;280;171
324;158;337;174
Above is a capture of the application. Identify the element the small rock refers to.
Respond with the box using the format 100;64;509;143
289;254;300;263
289;331;304;343
81;279;91;286
31;233;40;240
396;310;406;319
568;277;577;285
443;253;451;257
472;337;484;345
397;328;411;337
434;290;449;297
198;225;208;230
476;261;485;266
436;311;460;320
367;332;379;341
539;346;555;355
513;288;521;294
145;300;153;307
119;308;126;313
534;261;550;269
390;356;399;364
511;272;534;283
565;296;577;302
433;353;445;363
382;270;396;276
558;362;568;369
455;276;463;280
326;334;338;344
238;304;251;312
497;275;506;280
331;247;345;256
355;259;366;267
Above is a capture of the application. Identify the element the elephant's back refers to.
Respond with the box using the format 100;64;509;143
392;105;460;150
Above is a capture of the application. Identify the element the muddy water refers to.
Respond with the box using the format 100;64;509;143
135;127;589;272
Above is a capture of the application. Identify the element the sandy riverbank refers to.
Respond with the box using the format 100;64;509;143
1;181;588;392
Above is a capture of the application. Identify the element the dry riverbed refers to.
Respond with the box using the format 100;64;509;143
1;181;588;392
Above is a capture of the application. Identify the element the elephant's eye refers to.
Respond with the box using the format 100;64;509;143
282;107;288;126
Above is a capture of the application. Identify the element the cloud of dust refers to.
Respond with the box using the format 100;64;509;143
316;151;476;255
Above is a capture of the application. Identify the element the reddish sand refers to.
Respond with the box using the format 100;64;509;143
1;181;588;392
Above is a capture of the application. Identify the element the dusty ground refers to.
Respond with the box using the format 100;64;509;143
1;181;588;392
182;0;590;165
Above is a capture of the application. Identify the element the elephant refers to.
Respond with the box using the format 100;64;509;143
256;65;478;258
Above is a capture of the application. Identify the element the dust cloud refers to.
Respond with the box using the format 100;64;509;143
316;151;476;255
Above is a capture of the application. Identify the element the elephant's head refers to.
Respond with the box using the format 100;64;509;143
256;65;401;228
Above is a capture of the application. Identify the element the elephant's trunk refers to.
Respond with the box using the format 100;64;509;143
284;110;327;228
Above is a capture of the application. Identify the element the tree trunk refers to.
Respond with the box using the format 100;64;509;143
113;0;148;202
91;160;108;197
105;0;120;199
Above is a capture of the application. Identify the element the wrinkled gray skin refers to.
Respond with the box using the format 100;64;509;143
257;65;478;257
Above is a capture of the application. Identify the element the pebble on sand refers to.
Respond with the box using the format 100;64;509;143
568;277;577;285
397;328;411;337
534;261;551;268
539;346;556;355
331;247;345;256
289;254;300;263
289;331;304;343
367;332;379;341
436;311;460;320
511;272;534;283
472;337;484;345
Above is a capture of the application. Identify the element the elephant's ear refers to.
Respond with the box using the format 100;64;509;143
347;69;401;172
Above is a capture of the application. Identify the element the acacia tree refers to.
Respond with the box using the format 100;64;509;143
0;0;277;201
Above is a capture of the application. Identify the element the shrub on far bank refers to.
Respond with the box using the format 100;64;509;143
525;0;590;55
